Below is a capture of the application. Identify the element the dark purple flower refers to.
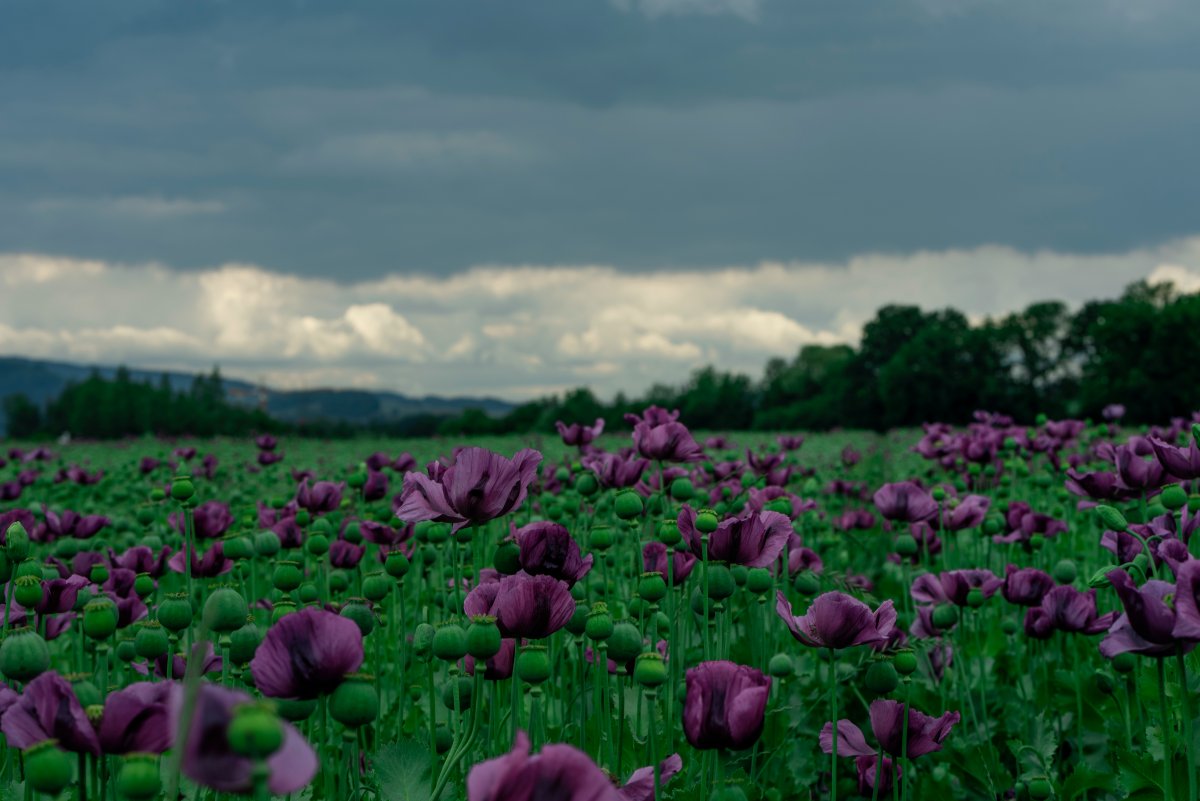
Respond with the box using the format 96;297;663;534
255;434;278;451
1065;469;1132;502
258;451;284;466
391;452;417;472
776;591;896;649
147;642;222;680
296;479;345;514
250;608;364;699
466;731;622;801
362;470;389;502
834;510;877;531
911;570;1003;607
631;417;702;463
35;575;89;614
1171;560;1200;643
139;457;161;474
642;541;697;585
465;638;516;681
1023;586;1116;640
624;406;679;427
939;494;990;531
464;573;575;640
872;482;937;523
1001;565;1056;607
1098;569;1194;657
682;661;770;751
1;671;100;755
113;545;172;578
171;682;317;795
1115;444;1166;491
677;507;791;568
98;682;173;755
1103;404;1126;421
395;447;542;532
329;539;365;569
360;519;413;548
1150;436;1200;480
514;522;593;586
172;501;233;540
995;501;1067;545
841;446;862;467
556;418;605;447
167;543;232;578
820;699;960;760
618;754;683;801
582;452;648;490
777;435;805;451
40;507;110;541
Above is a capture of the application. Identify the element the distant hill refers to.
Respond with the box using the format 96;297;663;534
0;356;513;434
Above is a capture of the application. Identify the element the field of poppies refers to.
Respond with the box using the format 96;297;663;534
0;404;1197;800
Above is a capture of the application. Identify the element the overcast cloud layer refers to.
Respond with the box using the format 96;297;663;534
3;1;1200;277
2;243;1198;399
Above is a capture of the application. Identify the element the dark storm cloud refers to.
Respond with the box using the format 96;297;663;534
1;0;1198;279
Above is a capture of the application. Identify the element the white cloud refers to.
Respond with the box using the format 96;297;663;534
1;236;1198;399
31;195;226;219
612;0;761;21
281;131;526;172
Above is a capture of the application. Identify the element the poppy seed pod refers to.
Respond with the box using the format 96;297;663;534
893;649;918;676
203;587;249;633
13;575;43;609
134;622;170;660
432;623;468;662
275;697;318;723
864;660;899;695
695;509;720;534
615;490;644;520
305;534;330;557
706;564;736;601
746;567;773;595
0;627;50;681
273;561;304;592
227;703;284;759
116;754;161;800
170;476;195;503
493;541;521;575
585;603;614;641
589;526;614;551
1160;483;1188;511
793;572;820;595
608;622;643;664
229;619;263;666
638;572;667;603
634;652;668;687
330;674;380;727
157;593;193;632
516;644;551;684
466;617;502;660
1052;559;1077;585
1111;652;1137;673
413;623;436;659
133;573;155;598
931;604;958;629
966;587;985;608
440;675;474;711
768;653;793;678
894;534;918;558
384;551;411;579
670;478;695;501
24;741;73;796
83;599;119;640
362;573;391;602
254;530;281;558
340;600;376;637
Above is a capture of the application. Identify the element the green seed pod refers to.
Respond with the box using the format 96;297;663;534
864;660;899;695
440;675;474;711
893;649;918;676
932;604;958;629
614;490;643;520
638;572;667;603
586;603;614;641
91;563;112;585
695;509;720;534
362;573;391;602
83;599;119;641
136;507;156;528
1161;483;1188;511
0;627;50;682
657;521;682;547
768;653;793;678
493;541;522;575
793;572;820;596
1052;559;1077;585
730;565;748;587
589;526;615;551
516;644;551;684
254;530;281;558
634;652;668;687
229;619;263;666
341;600;376;637
435;726;453;754
432;623;468;662
68;676;102;708
670;478;695;501
116;753;161;800
705;564;735;601
566;603;590;636
5;522;31;562
746;567;773;595
149;488;166;503
894;534;918;558
203;588;249;634
1111;652;1137;674
466;617;502;660
425;524;450;544
134;622;170;660
1095;505;1128;531
271;599;297;624
1027;777;1053;799
384;550;411;579
331;674;380;727
272;561;303;592
413;623;436;659
966;587;985;609
13;575;43;609
227;703;284;758
24;740;73;796
305;533;330;557
116;638;137;663
1002;619;1019;635
170;476;195;503
328;571;349;594
222;536;254;562
133;573;156;599
576;473;599;496
1092;671;1116;695
607;622;642;664
275;697;318;722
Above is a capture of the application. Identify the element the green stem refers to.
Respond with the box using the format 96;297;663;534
831;648;839;801
1178;648;1196;801
1158;657;1174;801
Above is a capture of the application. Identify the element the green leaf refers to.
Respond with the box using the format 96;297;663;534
0;783;24;801
373;739;433;801
1058;764;1116;799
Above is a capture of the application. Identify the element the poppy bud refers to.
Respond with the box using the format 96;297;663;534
586;604;614;641
276;697;318;722
638;572;667;603
134;622;170;660
0;628;49;682
384;551;411;579
696;509;720;534
493;541;522;574
341;600;376;637
83;599;119;640
413;623;436;659
432;623;468;662
615;490;644;520
466;617;502;660
347;470;368;490
894;534;918;558
203;587;248;633
608;622;643;664
332;674;380;727
133;573;155;598
893;649;918;676
931;487;946;502
230;619;263;666
864;660;899;695
116;754;161;800
793;572;820;596
170;476;195;502
228;703;284;758
1131;553;1150;574
1052;559;1077;585
149;488;167;503
932;604;958;629
768;653;793;678
1111;652;1137;674
634;652;668;687
1002;619;1018;635
157;593;193;632
658;521;682;547
516;644;551;684
1095;505;1128;531
5;522;30;562
24;741;73;796
589;526;615;551
13;575;42;609
746;567;773;595
1160;483;1188;511
1027;777;1053;799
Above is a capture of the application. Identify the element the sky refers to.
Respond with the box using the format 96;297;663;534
2;0;1199;399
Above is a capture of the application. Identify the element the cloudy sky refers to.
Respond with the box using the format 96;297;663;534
2;0;1199;399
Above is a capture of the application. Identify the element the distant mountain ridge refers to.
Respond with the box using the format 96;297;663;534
0;356;513;433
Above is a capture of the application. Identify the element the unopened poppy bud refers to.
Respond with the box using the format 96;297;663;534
1027;777;1053;799
83;599;119;640
793;572;820;596
5;522;30;562
432;623;468;662
638;572;667;603
227;703;284;758
1095;505;1128;531
608;621;643;664
932;604;958;629
634;652;668;687
24;741;73;796
203;587;248;633
1052;559;1077;585
1131;553;1150;574
864;660;899;695
695;509;720;534
706;564;735;601
116;753;161;800
614;490;643;520
170;476;195;502
894;534;918;558
516;644;551;684
768;653;793;678
331;674;380;727
893;649;918;676
586;604;614;641
466;617;502;659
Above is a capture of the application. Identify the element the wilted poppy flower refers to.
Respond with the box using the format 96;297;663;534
1023;586;1116;640
363;470;388;502
1001;565;1056;607
296;479;345;514
582;453;648;490
872;482;937;524
2;671;100;755
514;522;593;586
465;638;516;681
1099;568;1197;657
677;507;791;567
467;731;622;801
464;573;575;640
683;661;770;750
329;539;365;568
911;570;1003;607
172;501;233;540
98;682;173;755
396;447;542;532
171;682;317;795
250;608;364;698
776;591;896;650
820;699;960;760
618;753;683;801
556;418;605;447
642;541;697;585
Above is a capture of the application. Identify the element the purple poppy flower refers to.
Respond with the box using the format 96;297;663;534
787;537;824;576
1171;560;1200;642
255;435;278;451
147;641;223;680
40;507;110;541
250;608;364;699
556;418;605;447
171;501;233;540
631;418;703;463
995;501;1067;545
911;570;1003;607
1149;437;1200;480
677;507;791;568
0;482;22;501
270;517;305;549
1099;569;1195;657
841;446;862;467
2;671;100;755
820;699;960;760
396;447;542;532
834;510;877;531
35;575;89;614
1103;404;1126;421
746;486;816;520
1065;469;1132;503
363;470;389;502
682;661;770;751
113;545;172;578
171;682;317;795
296;479;345;514
1115;444;1166;491
582;452;648;489
465;638;516;681
889;522;942;565
257;451;284;466
625;406;679;427
467;731;622;801
98;682;173;755
360;519;413;548
464;573;575;640
167;543;232;578
776;591;896;650
939;494;990;531
139;457;161;474
777;435;805;452
618;754;683;801
329;539;365;569
872;482;937;524
642;541;697;585
514;522;593;586
1023;586;1116;640
1001;565;1056;607
705;435;733;450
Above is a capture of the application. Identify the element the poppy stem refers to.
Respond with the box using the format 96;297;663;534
1177;647;1196;801
646;687;660;800
901;679;910;801
830;648;838;801
1157;656;1174;801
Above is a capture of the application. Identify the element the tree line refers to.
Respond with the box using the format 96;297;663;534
5;278;1197;439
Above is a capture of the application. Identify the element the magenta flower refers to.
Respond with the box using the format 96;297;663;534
463;573;575;640
466;731;622;801
98;682;173;755
1066;468;1132;502
939;494;990;531
677;507;791;567
1103;404;1126;421
39;507;110;541
1115;443;1166;491
642;541;697;585
113;545;172;577
1;671;100;755
296;479;344;514
171;682;317;795
777;435;805;451
255;434;278;451
776;591;896;650
683;661;771;750
556;418;605;447
872;482;937;523
395;447;542;532
820;699;960;760
1024;586;1116;639
514;522;593;586
167;542;232;578
250;608;364;698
